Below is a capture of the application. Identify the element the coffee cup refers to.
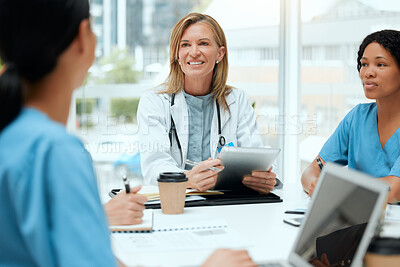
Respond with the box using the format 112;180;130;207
364;237;400;267
157;172;188;214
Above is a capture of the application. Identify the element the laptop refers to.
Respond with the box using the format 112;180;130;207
259;162;389;267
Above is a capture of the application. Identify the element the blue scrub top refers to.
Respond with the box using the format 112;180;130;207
319;103;400;178
0;108;116;267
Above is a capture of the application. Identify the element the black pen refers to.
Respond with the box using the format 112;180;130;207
316;157;324;171
122;175;130;193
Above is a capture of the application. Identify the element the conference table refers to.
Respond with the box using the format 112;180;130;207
110;182;309;267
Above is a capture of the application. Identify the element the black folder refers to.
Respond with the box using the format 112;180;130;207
144;191;282;209
109;188;282;209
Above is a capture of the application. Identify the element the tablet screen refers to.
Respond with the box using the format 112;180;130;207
214;147;280;191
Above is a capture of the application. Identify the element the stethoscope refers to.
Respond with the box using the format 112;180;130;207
168;93;225;164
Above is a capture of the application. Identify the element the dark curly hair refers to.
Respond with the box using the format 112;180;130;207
357;29;400;72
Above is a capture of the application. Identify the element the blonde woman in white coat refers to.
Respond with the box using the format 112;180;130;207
138;13;277;194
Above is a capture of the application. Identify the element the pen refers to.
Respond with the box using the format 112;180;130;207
185;159;221;172
316;157;324;171
122;175;130;193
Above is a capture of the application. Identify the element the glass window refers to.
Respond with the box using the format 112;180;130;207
299;0;400;172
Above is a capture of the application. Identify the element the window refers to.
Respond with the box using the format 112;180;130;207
299;0;400;173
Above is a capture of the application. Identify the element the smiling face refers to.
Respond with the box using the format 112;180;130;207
177;22;225;85
360;42;400;100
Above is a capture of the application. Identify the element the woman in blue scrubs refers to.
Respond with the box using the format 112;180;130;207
0;1;120;265
301;30;400;203
0;1;256;266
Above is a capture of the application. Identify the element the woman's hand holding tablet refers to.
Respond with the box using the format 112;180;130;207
242;166;277;194
214;147;281;193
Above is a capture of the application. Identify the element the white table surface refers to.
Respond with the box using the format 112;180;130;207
111;182;310;267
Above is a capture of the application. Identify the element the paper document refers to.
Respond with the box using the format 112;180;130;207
385;204;400;222
186;189;224;195
380;205;400;238
146;195;205;205
109;209;153;232
112;214;251;253
143;189;223;201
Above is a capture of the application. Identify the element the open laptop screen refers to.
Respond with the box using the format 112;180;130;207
294;171;380;267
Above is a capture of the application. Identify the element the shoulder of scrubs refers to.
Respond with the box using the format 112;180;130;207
319;103;374;165
386;119;400;177
389;158;400;177
138;87;183;185
0;108;116;267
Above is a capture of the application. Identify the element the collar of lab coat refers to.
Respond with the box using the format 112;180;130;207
166;90;236;159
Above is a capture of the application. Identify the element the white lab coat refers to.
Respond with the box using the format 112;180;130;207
137;86;264;185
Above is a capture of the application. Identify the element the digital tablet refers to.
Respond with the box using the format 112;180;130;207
214;147;281;191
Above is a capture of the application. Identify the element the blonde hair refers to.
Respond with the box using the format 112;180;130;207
161;12;233;111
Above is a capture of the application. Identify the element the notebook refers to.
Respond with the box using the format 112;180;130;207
111;214;251;254
259;162;389;267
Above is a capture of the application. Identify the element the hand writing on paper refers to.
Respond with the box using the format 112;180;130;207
242;166;277;194
201;249;257;267
185;158;224;192
104;185;148;226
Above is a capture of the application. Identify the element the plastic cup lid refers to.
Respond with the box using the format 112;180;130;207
158;172;188;182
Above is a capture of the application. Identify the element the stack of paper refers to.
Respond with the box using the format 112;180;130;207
141;189;223;201
385;204;400;222
111;214;251;253
381;204;400;238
